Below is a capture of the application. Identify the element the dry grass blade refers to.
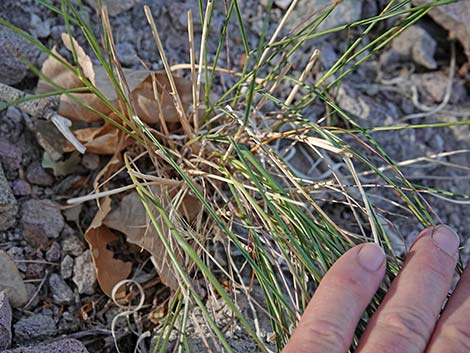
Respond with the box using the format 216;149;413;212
144;5;193;138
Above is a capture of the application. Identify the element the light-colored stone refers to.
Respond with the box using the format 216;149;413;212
48;274;74;305
0;251;28;307
60;255;74;279
389;26;437;69
286;0;362;32
85;0;141;16
72;250;96;295
413;0;470;58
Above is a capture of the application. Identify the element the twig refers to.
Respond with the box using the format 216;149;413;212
0;82;86;154
22;270;49;310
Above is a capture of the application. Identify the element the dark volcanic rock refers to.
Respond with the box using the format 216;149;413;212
13;314;57;340
4;338;89;353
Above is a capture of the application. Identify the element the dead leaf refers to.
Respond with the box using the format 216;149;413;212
61;33;96;85
36;47;82;94
84;197;132;297
63;122;123;155
58;92;112;123
149;303;168;324
39;36;194;126
88;196;112;230
103;187;201;291
85;226;132;297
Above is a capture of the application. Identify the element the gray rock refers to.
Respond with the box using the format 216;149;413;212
48;273;74;305
80;154;100;171
0;139;22;172
85;0;141;16
412;72;468;104
60;255;73;280
30;13;51;39
3;338;89;353
286;0;362;31
25;262;46;279
6;247;26;272
11;179;32;197
0;291;12;350
72;250;96;295
0;27;40;85
413;0;470;59
0;250;28;307
13;314;57;340
21;200;64;245
26;162;54;186
115;42;138;66
0;164;18;231
383;25;437;69
336;83;396;126
45;242;61;262
61;235;85;257
24;283;40;309
57;311;80;333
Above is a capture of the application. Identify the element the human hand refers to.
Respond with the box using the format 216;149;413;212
282;225;469;353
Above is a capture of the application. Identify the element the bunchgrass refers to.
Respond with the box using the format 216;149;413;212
1;0;468;352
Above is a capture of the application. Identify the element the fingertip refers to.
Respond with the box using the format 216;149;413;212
413;225;460;259
357;243;386;272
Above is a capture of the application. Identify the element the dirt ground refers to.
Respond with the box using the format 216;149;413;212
0;0;469;352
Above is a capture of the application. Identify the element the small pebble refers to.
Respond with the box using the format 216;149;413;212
82;154;100;170
45;242;62;262
11;179;32;196
72;250;96;295
6;247;27;272
60;255;74;280
21;200;64;242
26;162;54;186
61;235;85;257
48;273;74;305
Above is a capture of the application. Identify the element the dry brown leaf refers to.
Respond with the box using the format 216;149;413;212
36;47;82;94
88;196;112;229
85;225;132;297
59;92;112;123
38;33;197;159
39;40;194;126
103;187;201;291
61;33;96;85
63;122;122;154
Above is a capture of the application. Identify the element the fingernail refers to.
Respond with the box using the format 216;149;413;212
358;243;385;272
432;225;459;256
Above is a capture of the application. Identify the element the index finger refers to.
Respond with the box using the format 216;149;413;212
282;243;386;353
